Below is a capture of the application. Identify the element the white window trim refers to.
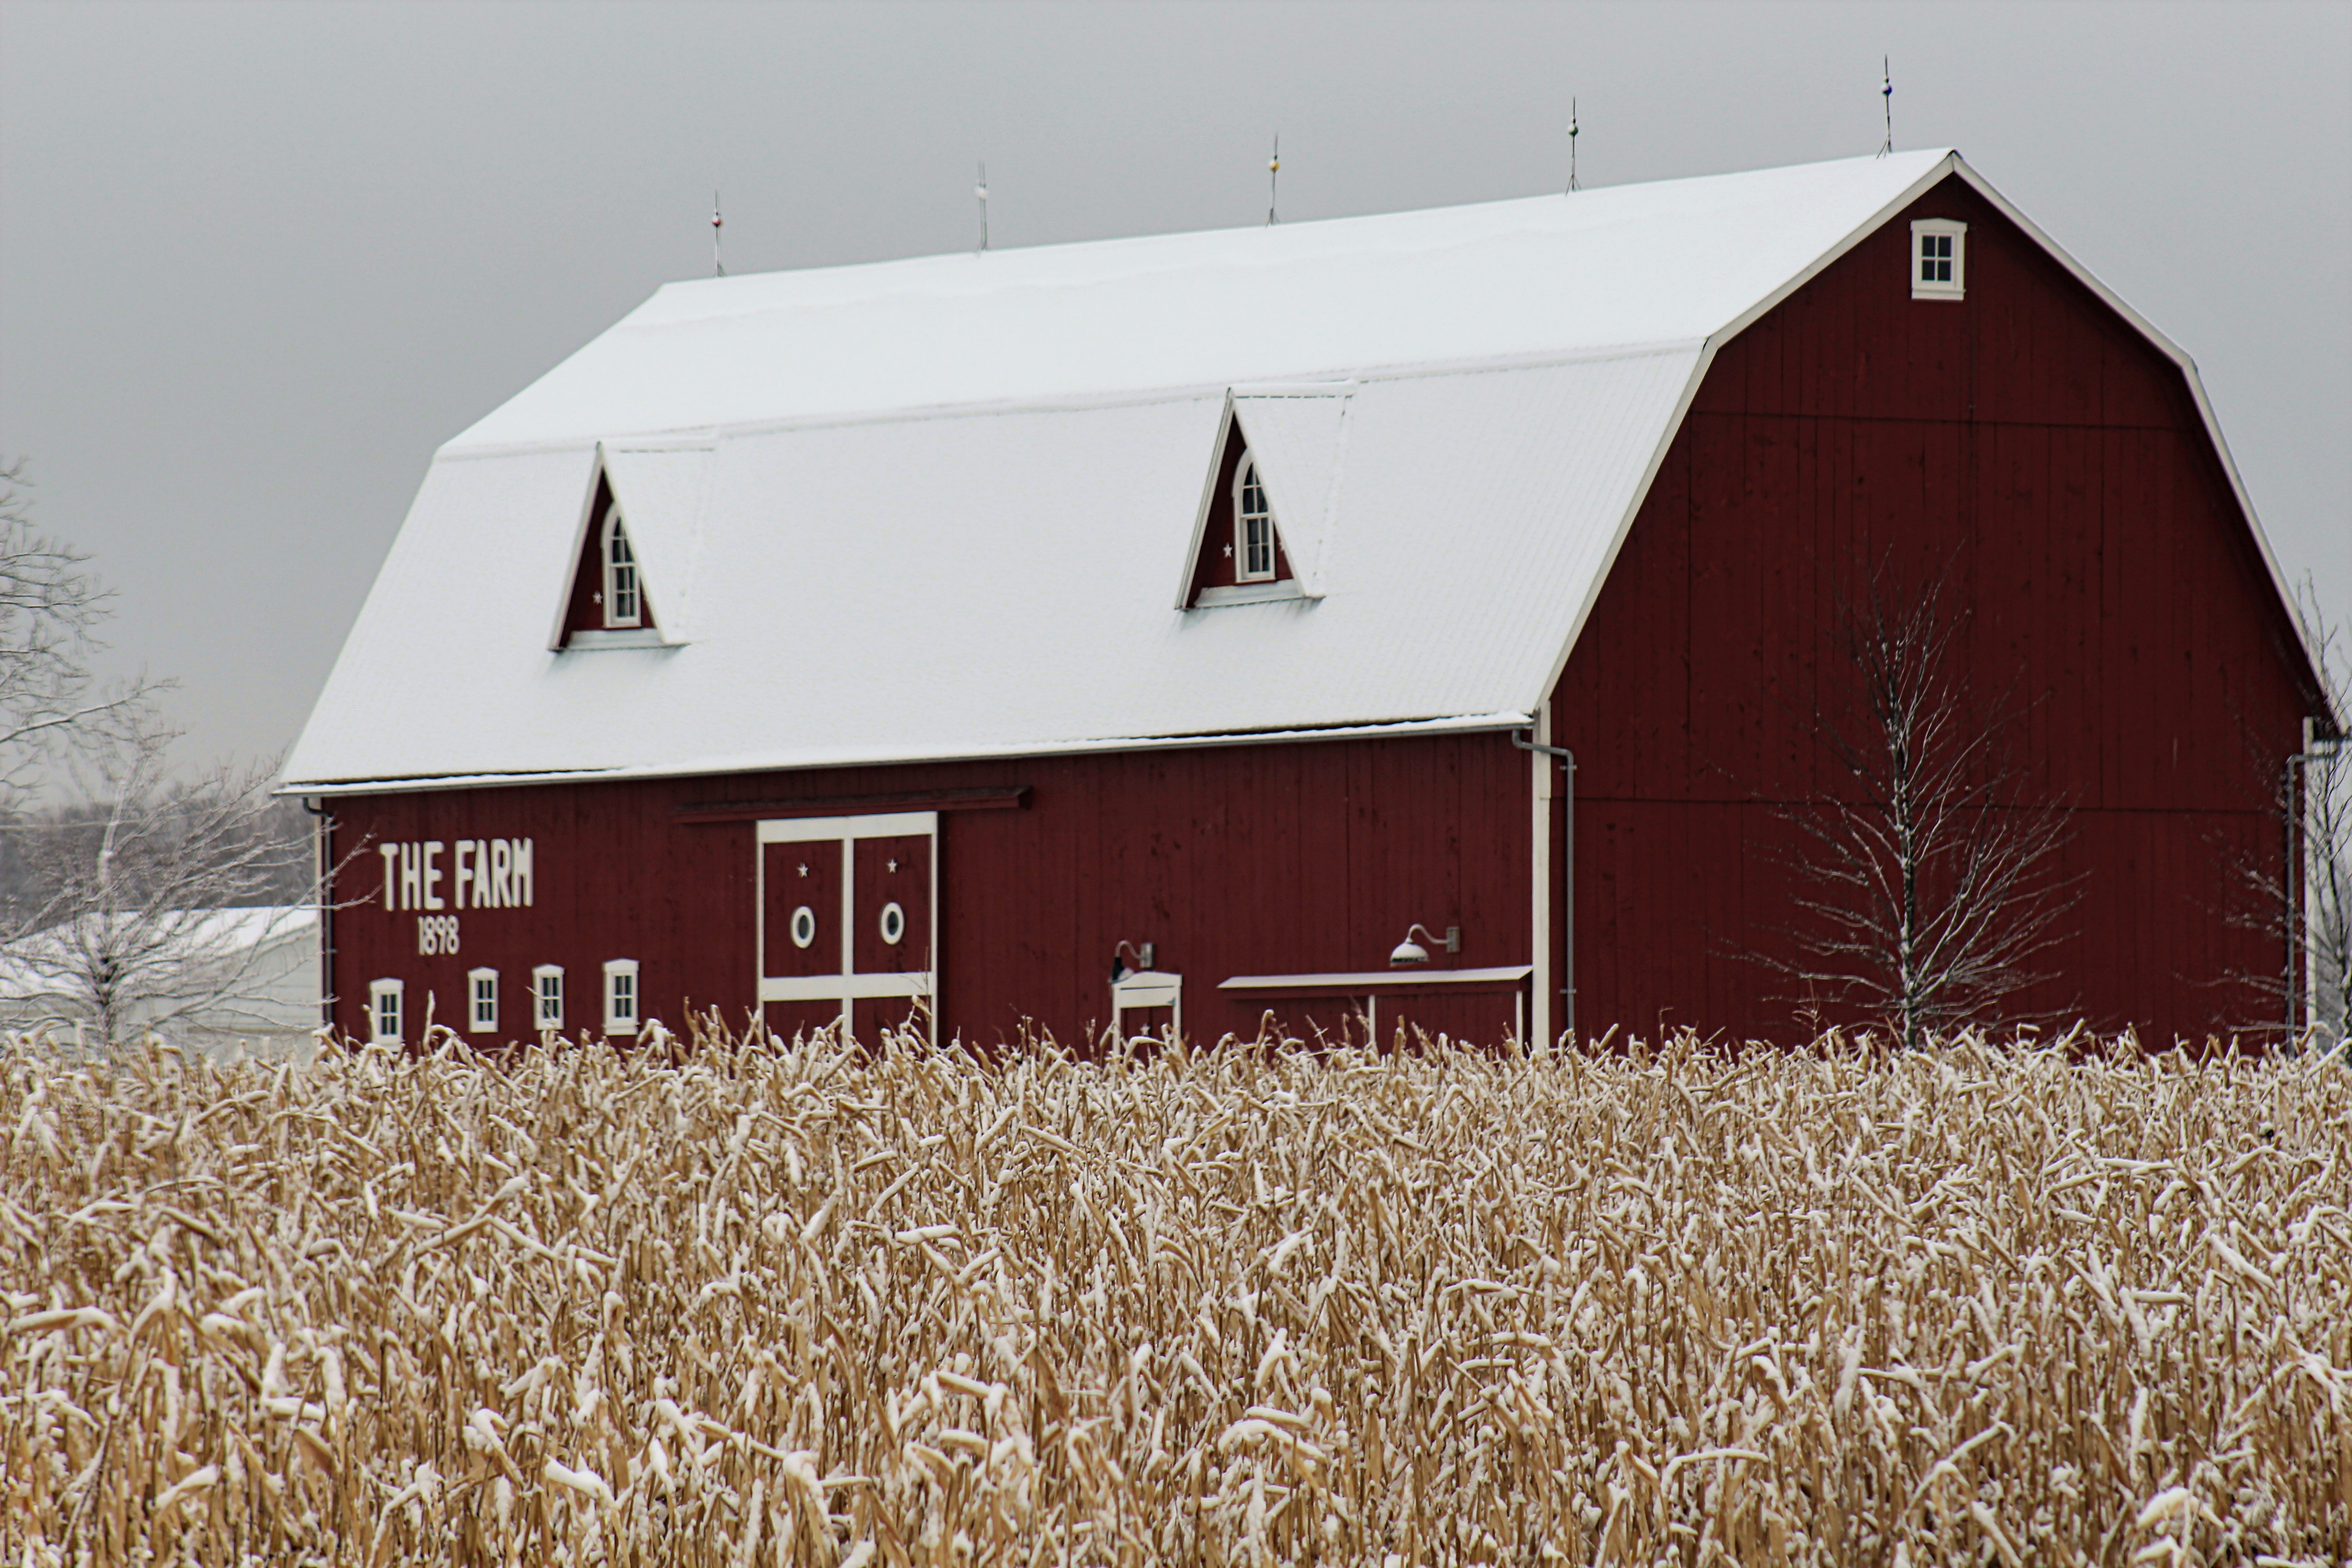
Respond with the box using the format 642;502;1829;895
563;627;668;651
1911;219;1967;300
1194;580;1305;608
1232;455;1278;584
601;504;642;628
467;966;498;1035
603;958;640;1035
368;978;405;1046
533;963;565;1033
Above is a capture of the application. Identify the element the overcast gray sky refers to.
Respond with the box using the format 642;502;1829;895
2;0;2346;774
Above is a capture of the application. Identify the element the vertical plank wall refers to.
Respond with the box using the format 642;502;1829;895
323;730;1533;1051
1549;174;2321;1044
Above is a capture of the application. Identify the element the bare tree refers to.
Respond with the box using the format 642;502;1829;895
0;724;318;1049
0;461;320;1049
2210;583;2350;1053
0;461;162;798
1761;569;2077;1047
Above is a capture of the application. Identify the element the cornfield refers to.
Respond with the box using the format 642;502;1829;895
3;1025;2347;1566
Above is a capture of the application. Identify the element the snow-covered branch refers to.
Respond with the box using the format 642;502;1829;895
1757;567;2079;1046
0;728;321;1047
0;461;167;801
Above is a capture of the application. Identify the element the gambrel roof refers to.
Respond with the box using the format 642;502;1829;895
286;149;2309;790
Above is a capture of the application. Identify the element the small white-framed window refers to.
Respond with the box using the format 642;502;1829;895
601;503;641;628
467;967;498;1035
533;964;565;1033
1233;455;1277;583
368;979;405;1045
1911;219;1966;300
603;959;640;1036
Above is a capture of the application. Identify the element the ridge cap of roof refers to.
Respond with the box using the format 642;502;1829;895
626;147;1960;324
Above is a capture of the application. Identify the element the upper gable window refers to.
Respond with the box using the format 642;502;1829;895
1911;219;1966;300
601;502;642;628
1235;456;1277;583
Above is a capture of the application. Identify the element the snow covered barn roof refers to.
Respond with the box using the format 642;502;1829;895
286;148;2296;790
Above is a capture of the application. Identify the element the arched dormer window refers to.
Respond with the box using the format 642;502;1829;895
1234;455;1276;583
601;503;641;628
558;454;685;648
1180;420;1306;608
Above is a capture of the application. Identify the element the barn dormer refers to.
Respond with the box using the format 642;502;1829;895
1178;385;1352;609
1182;428;1297;607
558;469;660;647
553;442;712;650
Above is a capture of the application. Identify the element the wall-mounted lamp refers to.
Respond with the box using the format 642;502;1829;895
1389;923;1460;965
1112;939;1156;982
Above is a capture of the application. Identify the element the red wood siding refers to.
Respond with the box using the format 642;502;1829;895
323;731;1533;1051
1550;174;2315;1044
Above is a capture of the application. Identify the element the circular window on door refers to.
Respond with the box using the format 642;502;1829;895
879;901;906;946
789;905;818;949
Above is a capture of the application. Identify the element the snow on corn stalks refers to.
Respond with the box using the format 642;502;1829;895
1;1025;2346;1565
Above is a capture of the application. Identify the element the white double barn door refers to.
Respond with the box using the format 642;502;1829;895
756;812;936;1041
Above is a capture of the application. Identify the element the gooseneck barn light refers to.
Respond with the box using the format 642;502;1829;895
1389;923;1461;966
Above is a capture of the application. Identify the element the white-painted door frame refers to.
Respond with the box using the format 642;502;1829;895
755;811;938;1043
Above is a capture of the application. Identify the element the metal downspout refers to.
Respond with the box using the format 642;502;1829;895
1514;727;1575;1043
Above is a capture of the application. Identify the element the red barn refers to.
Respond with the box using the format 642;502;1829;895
289;150;2333;1049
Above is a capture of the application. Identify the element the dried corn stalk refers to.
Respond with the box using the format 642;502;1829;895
1;1025;2345;1565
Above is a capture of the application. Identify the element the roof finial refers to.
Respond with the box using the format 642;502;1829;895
975;162;990;252
1267;134;1280;225
1567;98;1580;192
1878;58;1893;157
711;190;725;276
